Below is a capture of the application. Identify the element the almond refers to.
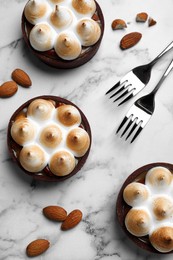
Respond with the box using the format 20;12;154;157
112;19;127;30
43;205;67;222
26;239;50;257
0;81;18;97
136;12;148;22
120;32;142;50
92;13;99;21
148;17;157;27
61;209;83;231
11;68;32;88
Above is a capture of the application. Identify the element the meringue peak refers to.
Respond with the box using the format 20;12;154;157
50;5;73;29
55;4;59;12
64;38;71;47
24;0;49;25
72;0;96;15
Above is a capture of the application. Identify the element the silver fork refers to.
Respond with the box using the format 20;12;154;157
116;59;173;143
106;41;173;106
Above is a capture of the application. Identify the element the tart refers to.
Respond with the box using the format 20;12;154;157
7;95;91;181
21;0;104;69
116;162;173;253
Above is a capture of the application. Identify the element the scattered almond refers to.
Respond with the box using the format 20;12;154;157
11;68;32;88
26;239;50;257
120;32;142;50
0;81;18;97
61;209;83;231
112;19;127;30
43;205;67;222
136;12;148;22
148;17;157;27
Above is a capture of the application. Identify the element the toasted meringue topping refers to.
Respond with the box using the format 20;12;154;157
145;166;172;189
24;0;50;25
152;196;173;220
29;23;55;51
125;208;151;237
19;144;47;172
123;182;149;207
24;0;103;61
76;18;101;46
11;97;91;176
72;0;96;15
49;150;76;176
57;104;81;126
27;99;55;121
39;124;62;148
150;226;173;253
54;32;81;60
11;118;37;146
122;166;173;252
50;5;73;29
66;127;90;157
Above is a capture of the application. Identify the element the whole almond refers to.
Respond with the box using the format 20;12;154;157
120;32;142;50
0;81;18;97
61;209;83;231
11;68;32;87
43;205;67;222
26;239;50;257
112;19;127;30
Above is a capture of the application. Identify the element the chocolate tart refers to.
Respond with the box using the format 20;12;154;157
116;162;173;254
21;1;104;69
7;95;92;182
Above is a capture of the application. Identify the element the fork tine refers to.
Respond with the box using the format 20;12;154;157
131;126;143;143
113;89;129;102
116;116;128;134
121;118;133;137
125;121;138;141
118;93;134;106
109;83;127;98
105;81;120;95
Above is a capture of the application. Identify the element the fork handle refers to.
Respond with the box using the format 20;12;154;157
151;59;173;94
149;41;173;67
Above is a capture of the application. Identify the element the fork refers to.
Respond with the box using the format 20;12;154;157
116;59;173;143
106;41;173;106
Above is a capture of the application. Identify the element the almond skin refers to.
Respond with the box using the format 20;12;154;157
61;209;83;231
0;81;18;97
120;32;142;50
148;17;157;27
26;239;50;257
136;12;148;22
11;68;32;88
92;13;99;21
112;19;127;30
43;205;67;222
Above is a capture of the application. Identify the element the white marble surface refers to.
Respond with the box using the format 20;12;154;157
1;0;173;259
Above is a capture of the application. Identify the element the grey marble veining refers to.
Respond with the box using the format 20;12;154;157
1;0;173;259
